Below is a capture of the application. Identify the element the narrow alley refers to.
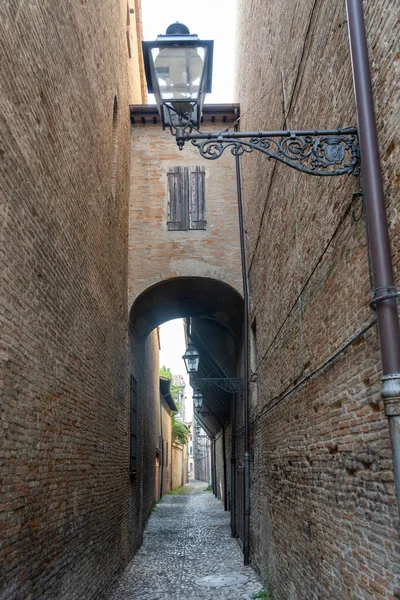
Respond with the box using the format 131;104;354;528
2;1;399;599
107;480;262;600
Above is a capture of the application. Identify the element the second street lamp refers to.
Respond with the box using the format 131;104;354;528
182;341;200;375
182;339;243;394
193;389;203;410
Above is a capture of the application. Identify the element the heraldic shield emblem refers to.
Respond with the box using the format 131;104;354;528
324;138;346;164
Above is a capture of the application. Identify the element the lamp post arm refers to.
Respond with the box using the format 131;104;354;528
174;127;360;177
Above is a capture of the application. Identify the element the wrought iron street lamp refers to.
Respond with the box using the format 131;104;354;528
143;24;359;175
142;22;213;133
193;388;203;410
182;341;200;374
182;339;243;393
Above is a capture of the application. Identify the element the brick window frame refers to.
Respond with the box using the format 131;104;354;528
167;166;206;231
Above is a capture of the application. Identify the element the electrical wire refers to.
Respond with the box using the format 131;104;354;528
252;197;355;377
216;65;299;135
232;317;377;437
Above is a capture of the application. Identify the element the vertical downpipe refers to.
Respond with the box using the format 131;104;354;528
235;151;251;564
222;427;228;510
346;0;400;515
231;395;237;537
213;439;218;497
159;397;164;499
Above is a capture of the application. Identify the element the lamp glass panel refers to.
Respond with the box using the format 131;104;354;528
186;356;200;373
193;392;203;410
152;46;206;100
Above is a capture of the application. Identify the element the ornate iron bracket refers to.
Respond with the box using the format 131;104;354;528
191;377;243;394
197;410;228;418
175;127;360;177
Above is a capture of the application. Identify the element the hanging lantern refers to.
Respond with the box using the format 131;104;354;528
182;341;200;374
142;23;213;131
193;388;203;410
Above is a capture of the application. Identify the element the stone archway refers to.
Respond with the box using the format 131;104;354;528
128;275;244;529
129;276;243;341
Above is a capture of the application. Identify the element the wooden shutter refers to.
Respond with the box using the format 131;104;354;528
189;166;206;230
167;167;188;230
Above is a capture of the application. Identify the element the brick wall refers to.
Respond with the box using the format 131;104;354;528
1;1;145;598
236;0;399;598
128;115;242;307
171;443;184;490
160;396;172;495
129;329;161;548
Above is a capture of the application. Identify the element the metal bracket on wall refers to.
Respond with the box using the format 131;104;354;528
369;285;400;310
176;127;360;177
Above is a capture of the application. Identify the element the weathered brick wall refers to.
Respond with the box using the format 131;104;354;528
183;442;189;486
160;397;172;494
1;1;145;598
129;328;160;547
215;426;232;512
128;117;242;307
236;0;399;598
171;443;184;490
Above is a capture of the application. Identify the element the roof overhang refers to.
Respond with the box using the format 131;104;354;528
130;103;240;126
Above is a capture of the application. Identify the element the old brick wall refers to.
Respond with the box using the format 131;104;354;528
129;329;161;547
215;426;232;512
236;0;399;598
183;442;189;486
160;396;172;495
128;116;242;306
1;1;145;598
171;442;184;490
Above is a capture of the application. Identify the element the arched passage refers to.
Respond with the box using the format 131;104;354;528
128;275;244;520
129;276;243;342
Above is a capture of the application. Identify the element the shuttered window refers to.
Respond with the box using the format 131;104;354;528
167;166;206;230
130;375;137;473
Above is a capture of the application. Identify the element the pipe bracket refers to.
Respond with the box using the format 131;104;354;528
369;286;400;310
382;374;400;416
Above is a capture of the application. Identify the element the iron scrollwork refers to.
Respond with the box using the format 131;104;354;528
185;129;360;176
191;377;243;394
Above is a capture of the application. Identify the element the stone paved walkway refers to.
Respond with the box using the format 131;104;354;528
107;480;262;600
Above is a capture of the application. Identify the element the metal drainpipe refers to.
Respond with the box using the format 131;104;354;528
159;397;164;499
212;438;217;497
222;427;228;510
231;395;237;537
346;0;400;515
235;151;251;564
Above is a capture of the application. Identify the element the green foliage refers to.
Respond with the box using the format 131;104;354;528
159;366;188;444
151;498;163;514
166;485;184;495
172;415;189;445
160;365;181;406
253;591;275;600
253;575;276;600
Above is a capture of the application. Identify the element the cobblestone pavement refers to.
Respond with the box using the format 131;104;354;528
107;479;263;600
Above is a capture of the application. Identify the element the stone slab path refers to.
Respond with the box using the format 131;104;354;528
107;479;263;600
